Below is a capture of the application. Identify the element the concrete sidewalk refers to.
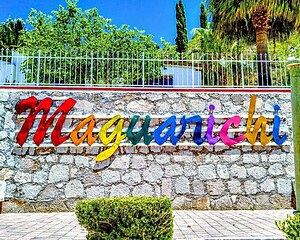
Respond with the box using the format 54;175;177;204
0;210;292;240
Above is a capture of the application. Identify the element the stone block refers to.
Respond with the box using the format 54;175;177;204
19;158;40;172
110;155;130;170
228;180;241;194
0;153;6;167
101;170;121;185
183;164;198;177
165;164;183;177
32;171;48;184
48;165;69;183
143;164;164;183
109;184;129;197
207;181;225;196
172;102;186;112
60;155;74;164
204;154;220;164
22;184;43;200
0;142;11;151
243;153;260;164
161;178;172;197
191;197;210;210
236;196;253;209
269;154;285;163
5;183;16;198
277;179;292;195
75;156;90;168
285;165;295;178
14;172;32;184
270;194;291;208
261;179;275;193
132;183;154;197
175;176;190;194
65;180;84;198
86;186;105;199
192;180;205;196
4;112;14;129
173;155;193;163
138;147;149;154
39;185;62;200
244;181;258;195
127;100;154;113
247;166;266;179
155;154;170;165
46;155;59;163
0;92;9;101
198;165;217;180
255;195;270;209
214;195;232;210
57;147;68;154
216;165;229;179
268;163;285;176
172;196;191;210
230;164;247;178
131;155;147;169
0;131;8;140
122;170;142;185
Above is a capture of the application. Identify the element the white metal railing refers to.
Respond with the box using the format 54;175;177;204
0;49;292;88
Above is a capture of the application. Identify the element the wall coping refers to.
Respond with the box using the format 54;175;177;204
0;86;291;93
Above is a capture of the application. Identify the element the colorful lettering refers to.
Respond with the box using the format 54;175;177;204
15;96;76;146
15;95;288;162
70;115;97;146
183;115;206;145
127;115;153;145
153;116;187;145
272;105;287;145
220;116;245;146
96;115;126;162
206;105;220;145
245;95;272;146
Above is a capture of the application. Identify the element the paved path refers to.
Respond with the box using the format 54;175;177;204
0;210;292;240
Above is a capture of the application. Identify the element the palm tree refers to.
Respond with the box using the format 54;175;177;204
0;18;25;49
209;0;300;86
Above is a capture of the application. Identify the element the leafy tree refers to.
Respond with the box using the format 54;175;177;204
208;0;300;86
189;29;223;53
175;0;188;53
159;38;177;56
0;18;25;49
20;0;161;85
200;3;208;29
270;32;300;59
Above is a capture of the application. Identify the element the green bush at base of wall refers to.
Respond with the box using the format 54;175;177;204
275;214;300;239
75;197;173;240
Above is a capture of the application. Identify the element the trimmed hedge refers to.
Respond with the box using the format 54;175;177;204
276;214;300;239
75;197;173;240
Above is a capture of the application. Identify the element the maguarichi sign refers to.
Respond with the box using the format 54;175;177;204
15;95;287;161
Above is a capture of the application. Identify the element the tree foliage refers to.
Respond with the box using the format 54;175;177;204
175;0;188;53
21;0;158;53
188;28;238;53
200;3;208;29
19;0;161;85
0;18;25;49
208;0;300;86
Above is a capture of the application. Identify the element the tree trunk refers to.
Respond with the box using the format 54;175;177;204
256;28;271;86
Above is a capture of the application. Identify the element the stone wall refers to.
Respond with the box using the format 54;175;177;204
0;90;294;212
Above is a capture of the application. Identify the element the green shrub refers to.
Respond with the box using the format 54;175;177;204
75;197;173;240
275;214;300;239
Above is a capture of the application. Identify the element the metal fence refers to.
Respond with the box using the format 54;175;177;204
0;49;292;88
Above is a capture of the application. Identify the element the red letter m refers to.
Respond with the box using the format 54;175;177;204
16;96;77;146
